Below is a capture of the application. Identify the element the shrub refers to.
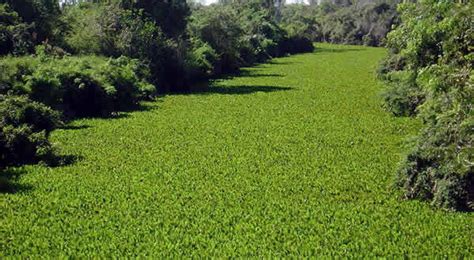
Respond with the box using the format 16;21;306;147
98;56;156;109
185;38;219;80
0;95;61;168
380;71;424;117
61;2;102;55
188;5;244;74
381;1;473;211
0;55;37;94
0;94;61;132
0;53;155;118
188;2;313;79
280;4;321;42
236;2;288;61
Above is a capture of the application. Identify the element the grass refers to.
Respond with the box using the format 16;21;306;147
1;43;473;257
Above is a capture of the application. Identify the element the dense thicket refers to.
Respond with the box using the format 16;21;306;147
281;1;400;46
379;1;473;211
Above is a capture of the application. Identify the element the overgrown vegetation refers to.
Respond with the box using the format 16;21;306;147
2;44;471;257
188;1;312;75
0;0;472;256
0;95;61;169
1;50;155;118
379;0;473;211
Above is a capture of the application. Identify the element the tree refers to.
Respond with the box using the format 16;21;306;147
0;3;33;55
0;0;62;43
121;0;190;39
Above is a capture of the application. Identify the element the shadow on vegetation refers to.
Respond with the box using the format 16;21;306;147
167;61;295;95
117;102;159;113
0;168;31;194
216;69;285;80
315;47;364;54
106;102;160;120
0;154;82;194
174;85;293;95
267;60;301;65
64;102;159;122
59;124;91;130
46;154;83;168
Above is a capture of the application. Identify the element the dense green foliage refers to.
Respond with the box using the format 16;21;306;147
0;4;33;55
0;0;67;173
1;0;471;256
0;0;64;45
0;51;155;118
188;2;310;75
379;1;473;211
281;1;399;46
1;0;314;92
0;48;154;171
61;0;313;91
62;2;187;90
1;44;472;257
0;95;61;169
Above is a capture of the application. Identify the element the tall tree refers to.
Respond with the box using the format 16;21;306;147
121;0;190;39
0;0;62;42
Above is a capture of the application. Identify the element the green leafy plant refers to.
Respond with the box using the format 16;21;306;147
0;95;61;168
0;3;33;55
0;54;155;118
380;0;473;211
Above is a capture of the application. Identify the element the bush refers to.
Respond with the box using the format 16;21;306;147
0;94;61;132
280;4;321;42
59;1;315;91
0;53;155;118
0;55;37;94
380;71;424;117
0;95;61;168
236;1;288;61
61;2;102;55
185;38;219;80
381;1;473;211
